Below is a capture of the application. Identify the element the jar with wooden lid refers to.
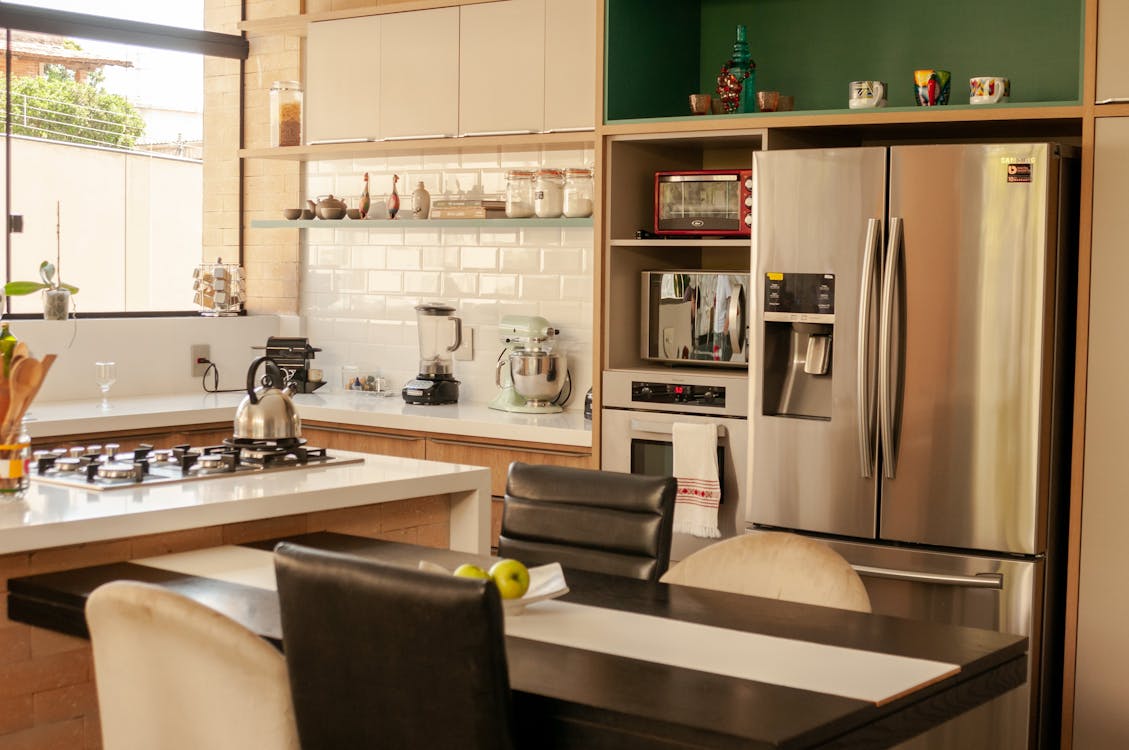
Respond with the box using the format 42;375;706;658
562;168;594;218
505;169;536;218
533;168;564;218
270;80;303;148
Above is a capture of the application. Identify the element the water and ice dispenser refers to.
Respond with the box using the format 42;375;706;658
760;273;835;420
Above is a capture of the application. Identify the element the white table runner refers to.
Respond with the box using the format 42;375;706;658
134;547;959;704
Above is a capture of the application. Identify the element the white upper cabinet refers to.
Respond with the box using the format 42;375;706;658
306;16;382;143
1097;1;1129;103
459;0;547;135
380;7;459;139
544;0;596;131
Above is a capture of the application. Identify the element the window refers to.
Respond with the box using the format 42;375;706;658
0;1;246;314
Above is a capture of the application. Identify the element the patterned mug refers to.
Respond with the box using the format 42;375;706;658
970;76;1010;105
913;69;951;106
848;81;887;109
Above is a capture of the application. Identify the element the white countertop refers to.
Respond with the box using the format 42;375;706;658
0;449;492;554
24;392;592;447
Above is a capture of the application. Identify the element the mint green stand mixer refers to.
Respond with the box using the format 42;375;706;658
489;315;571;414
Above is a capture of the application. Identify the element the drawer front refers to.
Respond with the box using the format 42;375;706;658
303;426;426;459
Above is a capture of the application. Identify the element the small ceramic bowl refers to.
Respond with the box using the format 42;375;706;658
283;208;302;220
346;208;362;220
300;208;315;220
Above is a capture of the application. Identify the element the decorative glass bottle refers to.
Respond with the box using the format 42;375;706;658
412;181;431;219
716;24;756;114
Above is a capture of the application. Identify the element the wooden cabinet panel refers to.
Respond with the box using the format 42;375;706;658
1097;2;1129;103
303;424;426;458
307;16;382;143
380;7;459;138
458;0;545;135
544;0;596;132
424;436;591;497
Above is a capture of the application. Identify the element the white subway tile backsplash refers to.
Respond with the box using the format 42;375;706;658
460;246;497;270
541;248;584;274
499;247;539;273
479;274;518;298
404;271;441;295
387;247;422;269
443;272;478;296
520;275;561;300
303;154;594;407
368;270;403;292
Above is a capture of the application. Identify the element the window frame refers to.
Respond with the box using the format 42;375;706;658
0;1;248;318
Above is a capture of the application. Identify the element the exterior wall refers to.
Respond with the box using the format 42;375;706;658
0;494;452;749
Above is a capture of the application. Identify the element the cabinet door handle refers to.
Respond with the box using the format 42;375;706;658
852;564;1003;589
459;129;536;137
428;437;590;458
306;425;423;442
629;420;728;438
542;127;595;133
382;134;454;141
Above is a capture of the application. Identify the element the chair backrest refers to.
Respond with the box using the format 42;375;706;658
499;461;677;582
85;580;299;750
273;541;515;750
660;531;873;613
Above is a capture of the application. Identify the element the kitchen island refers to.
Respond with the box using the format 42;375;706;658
0;450;491;747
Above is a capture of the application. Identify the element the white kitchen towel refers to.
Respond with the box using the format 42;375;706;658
672;422;722;538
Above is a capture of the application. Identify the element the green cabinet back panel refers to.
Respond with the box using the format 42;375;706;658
606;0;702;121
605;0;1082;120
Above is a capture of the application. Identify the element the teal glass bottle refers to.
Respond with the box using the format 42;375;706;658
730;25;756;113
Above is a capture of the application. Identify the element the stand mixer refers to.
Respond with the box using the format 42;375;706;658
490;315;571;414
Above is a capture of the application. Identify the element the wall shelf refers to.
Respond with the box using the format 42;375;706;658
251;217;593;229
239;131;595;161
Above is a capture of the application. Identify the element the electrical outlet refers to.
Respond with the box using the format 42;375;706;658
191;344;210;377
454;327;475;361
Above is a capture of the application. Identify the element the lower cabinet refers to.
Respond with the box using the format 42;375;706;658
32;423;235;451
424;436;594;550
302;423;426;459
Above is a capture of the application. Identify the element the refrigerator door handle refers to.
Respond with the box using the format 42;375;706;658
856;217;881;478
878;216;903;479
852;564;1004;590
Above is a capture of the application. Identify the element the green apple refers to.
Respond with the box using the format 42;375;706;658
453;563;491;580
489;559;530;599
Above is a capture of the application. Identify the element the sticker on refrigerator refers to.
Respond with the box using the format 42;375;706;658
1006;163;1033;183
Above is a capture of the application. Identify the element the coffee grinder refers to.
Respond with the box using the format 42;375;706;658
489;315;570;414
402;303;463;405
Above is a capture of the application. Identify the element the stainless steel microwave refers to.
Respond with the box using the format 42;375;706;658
640;271;748;367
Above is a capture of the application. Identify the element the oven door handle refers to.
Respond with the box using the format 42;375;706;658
629;420;728;438
852;564;1003;589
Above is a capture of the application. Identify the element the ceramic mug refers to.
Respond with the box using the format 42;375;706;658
849;80;887;109
969;76;1010;105
913;69;951;106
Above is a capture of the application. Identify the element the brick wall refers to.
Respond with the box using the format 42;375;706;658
0;494;452;748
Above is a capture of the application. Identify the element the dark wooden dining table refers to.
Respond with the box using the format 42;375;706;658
6;532;1026;749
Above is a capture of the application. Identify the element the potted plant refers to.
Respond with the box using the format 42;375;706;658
4;262;79;320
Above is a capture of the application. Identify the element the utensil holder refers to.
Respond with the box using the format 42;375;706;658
0;441;30;498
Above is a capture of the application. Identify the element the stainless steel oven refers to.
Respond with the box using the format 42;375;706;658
601;370;749;561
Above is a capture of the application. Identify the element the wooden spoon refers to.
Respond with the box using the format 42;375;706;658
5;358;41;441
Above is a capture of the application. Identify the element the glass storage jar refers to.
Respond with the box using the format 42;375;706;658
562;168;594;218
505;169;536;218
533;168;565;218
269;80;303;148
0;417;30;500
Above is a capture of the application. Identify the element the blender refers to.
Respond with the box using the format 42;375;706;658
402;303;463;405
489;315;570;413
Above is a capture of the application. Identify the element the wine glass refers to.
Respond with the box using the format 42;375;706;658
95;361;117;411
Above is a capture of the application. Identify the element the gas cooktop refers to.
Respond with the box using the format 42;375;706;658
30;440;364;491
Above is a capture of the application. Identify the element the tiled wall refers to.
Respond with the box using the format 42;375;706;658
301;146;595;407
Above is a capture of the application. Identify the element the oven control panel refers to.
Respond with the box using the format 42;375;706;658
631;381;726;408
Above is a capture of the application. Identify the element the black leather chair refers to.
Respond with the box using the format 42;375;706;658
499;462;677;582
273;542;515;750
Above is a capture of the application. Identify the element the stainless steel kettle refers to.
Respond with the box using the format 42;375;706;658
233;356;301;441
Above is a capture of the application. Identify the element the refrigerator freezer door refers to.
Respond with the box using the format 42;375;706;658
822;537;1042;750
750;148;886;538
882;143;1058;555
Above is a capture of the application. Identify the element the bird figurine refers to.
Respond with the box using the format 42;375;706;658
360;172;371;219
388;174;400;219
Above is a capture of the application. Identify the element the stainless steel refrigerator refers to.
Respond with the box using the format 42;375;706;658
748;144;1076;750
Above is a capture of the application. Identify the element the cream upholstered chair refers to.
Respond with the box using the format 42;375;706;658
85;580;300;750
660;531;872;613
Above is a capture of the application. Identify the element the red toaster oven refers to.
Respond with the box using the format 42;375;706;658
654;169;753;237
